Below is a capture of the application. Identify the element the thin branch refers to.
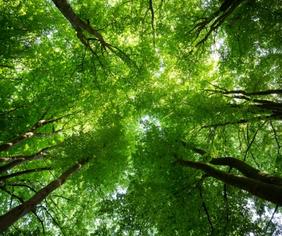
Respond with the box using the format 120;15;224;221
149;0;156;47
180;141;207;156
0;110;78;153
243;121;266;161
0;167;52;182
7;182;37;193
52;0;108;48
193;0;245;46
198;184;214;233
202;114;280;129
0;158;88;231
270;120;281;156
265;205;279;233
0;105;26;116
0;147;51;173
51;0;136;66
39;205;66;236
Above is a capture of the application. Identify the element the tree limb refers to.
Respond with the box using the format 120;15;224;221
0;158;88;231
176;159;282;205
0;167;52;182
210;157;282;186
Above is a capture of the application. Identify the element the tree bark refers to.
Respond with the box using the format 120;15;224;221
194;0;245;46
52;0;108;48
202;114;280;128
0;148;49;173
0;116;63;152
210;157;282;186
0;158;88;232
0;167;51;182
177;159;282;205
220;89;282;96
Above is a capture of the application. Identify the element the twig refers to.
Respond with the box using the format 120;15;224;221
265;205;279;233
198;183;214;234
149;0;156;47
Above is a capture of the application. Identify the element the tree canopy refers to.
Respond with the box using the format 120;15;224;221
0;0;281;235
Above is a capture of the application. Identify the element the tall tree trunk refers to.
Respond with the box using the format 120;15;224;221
217;89;282;96
0;158;88;232
210;157;282;186
176;159;282;205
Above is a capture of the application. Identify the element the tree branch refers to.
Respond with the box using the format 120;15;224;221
176;159;282;205
198;184;214;233
210;157;282;186
52;0;108;48
0;158;88;231
0;167;52;182
0;147;51;173
149;0;156;46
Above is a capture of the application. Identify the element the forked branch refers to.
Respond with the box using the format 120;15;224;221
192;0;245;46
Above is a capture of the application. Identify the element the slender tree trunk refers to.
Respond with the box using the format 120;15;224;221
176;159;282;205
0;158;88;232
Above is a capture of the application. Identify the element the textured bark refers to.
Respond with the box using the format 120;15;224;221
0;159;88;232
177;159;282;205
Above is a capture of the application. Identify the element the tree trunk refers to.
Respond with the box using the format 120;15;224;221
177;159;282;205
52;0;107;47
210;157;282;186
220;89;282;96
0;158;88;232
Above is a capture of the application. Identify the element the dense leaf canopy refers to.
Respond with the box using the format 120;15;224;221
0;0;281;235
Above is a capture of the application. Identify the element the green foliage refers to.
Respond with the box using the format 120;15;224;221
0;0;281;235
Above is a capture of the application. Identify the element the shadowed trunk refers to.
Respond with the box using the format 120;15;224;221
177;159;282;205
0;158;88;232
52;0;107;47
210;157;282;186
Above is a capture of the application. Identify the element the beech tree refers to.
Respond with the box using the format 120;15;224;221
0;0;281;235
